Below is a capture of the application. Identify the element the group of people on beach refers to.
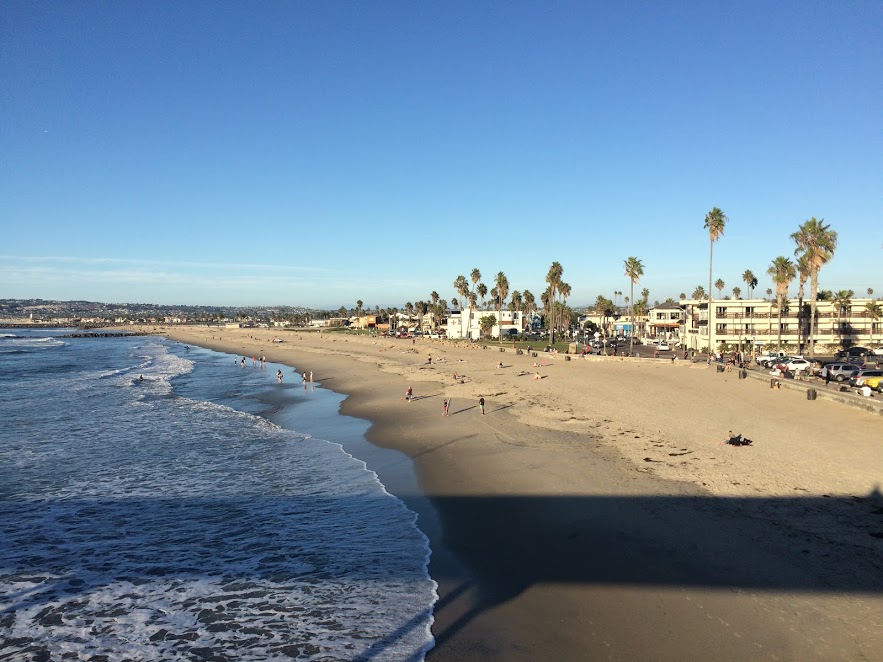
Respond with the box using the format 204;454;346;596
403;385;486;416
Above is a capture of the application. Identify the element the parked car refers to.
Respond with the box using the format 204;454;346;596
782;358;811;373
872;346;883;357
836;347;871;359
820;362;859;382
761;354;800;368
756;351;788;366
851;369;883;387
657;342;670;351
861;374;883;392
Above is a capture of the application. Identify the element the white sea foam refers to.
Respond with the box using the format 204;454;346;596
0;335;436;660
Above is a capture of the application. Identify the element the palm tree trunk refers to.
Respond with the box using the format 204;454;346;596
776;295;783;352
707;239;714;363
797;285;805;353
629;281;635;355
809;271;818;361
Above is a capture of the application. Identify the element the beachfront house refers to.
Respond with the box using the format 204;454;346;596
445;309;524;340
647;302;684;343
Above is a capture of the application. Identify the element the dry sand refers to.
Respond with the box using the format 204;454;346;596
152;325;882;660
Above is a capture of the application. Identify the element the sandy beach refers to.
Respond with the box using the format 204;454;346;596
153;326;882;660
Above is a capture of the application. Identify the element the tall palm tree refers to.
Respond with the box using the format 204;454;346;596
476;283;487;310
704;208;728;361
715;278;725;299
767;256;796;352
795;254;810;351
865;300;882;345
494;271;509;338
742;270;757;299
692;285;705;300
454;275;469;309
641;287;650;303
624;257;644;355
356;300;364;328
791;217;838;360
546;262;564;345
522;290;536;329
679;293;686;302
867;288;874;298
732;286;741;299
559;281;571;338
832;290;854;343
509;290;523;315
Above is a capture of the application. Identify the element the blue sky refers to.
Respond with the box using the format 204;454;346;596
2;1;880;308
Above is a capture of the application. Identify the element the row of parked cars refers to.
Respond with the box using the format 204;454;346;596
754;346;883;391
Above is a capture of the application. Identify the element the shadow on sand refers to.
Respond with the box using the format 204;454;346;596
4;491;881;659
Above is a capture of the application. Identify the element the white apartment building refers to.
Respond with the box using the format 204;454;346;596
679;297;881;353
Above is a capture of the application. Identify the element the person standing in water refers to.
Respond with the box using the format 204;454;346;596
277;370;283;383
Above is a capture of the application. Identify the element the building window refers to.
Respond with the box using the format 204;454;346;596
716;323;728;333
716;306;727;316
744;306;754;314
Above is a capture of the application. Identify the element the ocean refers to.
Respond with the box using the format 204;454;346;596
0;329;437;661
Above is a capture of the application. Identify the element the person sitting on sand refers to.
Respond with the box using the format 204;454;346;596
533;372;541;379
722;430;752;446
498;362;504;368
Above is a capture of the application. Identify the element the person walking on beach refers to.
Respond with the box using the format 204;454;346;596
405;385;413;402
302;372;307;388
479;396;485;415
443;399;449;416
309;371;313;383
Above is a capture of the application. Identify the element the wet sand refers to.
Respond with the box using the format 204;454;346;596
154;326;883;660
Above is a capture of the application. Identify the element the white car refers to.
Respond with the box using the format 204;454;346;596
873;346;883;357
782;358;811;373
657;342;670;351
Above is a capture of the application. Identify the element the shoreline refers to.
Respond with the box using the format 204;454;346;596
152;326;882;660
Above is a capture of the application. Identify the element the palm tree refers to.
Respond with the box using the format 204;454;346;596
767;256;796;352
546;262;564;345
679;293;686;302
454;275;469;307
794;254;810;351
742;270;757;299
765;288;772;299
476;283;487;310
832;290;854;343
704;208;728;361
715;278;725;299
355;300;364;328
494;271;509;338
732;286;741;300
560;281;571;337
522;290;536;330
692;285;705;300
624;257;644;355
791;217;838;360
865;301;882;345
868;288;874;298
